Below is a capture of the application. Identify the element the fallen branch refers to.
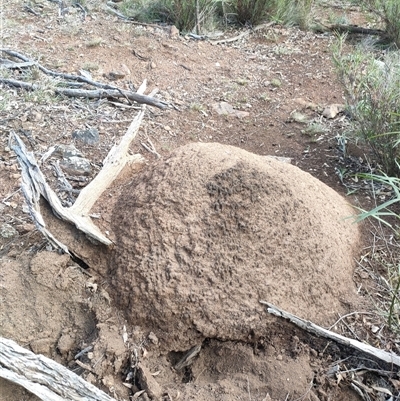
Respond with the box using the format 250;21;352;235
11;81;150;249
0;77;167;109
210;22;275;45
320;23;385;37
0;337;117;401
0;60;36;69
260;301;400;368
0;49;168;109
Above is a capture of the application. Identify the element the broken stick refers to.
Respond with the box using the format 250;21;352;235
0;49;168;109
11;80;150;250
0;337;117;401
260;301;400;368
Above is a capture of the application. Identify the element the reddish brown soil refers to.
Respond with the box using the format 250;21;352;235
0;2;397;401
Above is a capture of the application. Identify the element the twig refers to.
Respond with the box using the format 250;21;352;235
24;5;41;16
0;78;39;90
2;188;21;203
0;60;36;69
73;2;87;20
325;23;385;37
328;311;375;330
260;301;400;368
75;345;94;360
246;376;251;401
210;21;275;45
141;138;161;158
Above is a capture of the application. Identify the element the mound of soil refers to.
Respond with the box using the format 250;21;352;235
110;143;361;352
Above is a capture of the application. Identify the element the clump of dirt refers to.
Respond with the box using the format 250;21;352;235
110;142;361;352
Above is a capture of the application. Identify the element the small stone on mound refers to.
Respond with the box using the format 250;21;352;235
110;143;360;351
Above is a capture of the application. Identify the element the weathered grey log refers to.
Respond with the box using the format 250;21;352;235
0;337;117;401
260;301;400;368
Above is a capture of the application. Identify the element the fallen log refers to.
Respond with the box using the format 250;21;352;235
260;301;400;368
0;337;117;401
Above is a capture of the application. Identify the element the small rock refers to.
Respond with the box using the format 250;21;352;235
15;223;35;234
105;71;125;81
322;104;344;119
57;333;75;357
102;375;115;389
30;338;52;356
0;223;18;239
234;110;250;119
28;111;42;122
55;144;83;159
169;25;179;38
293;97;318;111
148;332;159;345
212;102;249;119
60;156;92;176
121;63;131;76
72;128;99;145
137;363;163;400
276;354;283;361
150;62;156;69
290;111;310;124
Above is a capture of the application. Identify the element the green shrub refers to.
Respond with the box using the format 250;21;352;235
231;0;274;26
333;35;400;176
117;0;160;22
221;0;314;28
354;170;400;331
272;0;314;30
154;0;217;32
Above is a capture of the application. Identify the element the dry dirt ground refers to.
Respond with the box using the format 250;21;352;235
0;2;399;401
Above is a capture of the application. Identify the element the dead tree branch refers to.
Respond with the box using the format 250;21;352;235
0;49;168;109
260;301;400;368
11;81;150;250
210;22;275;45
0;337;117;401
0;77;166;108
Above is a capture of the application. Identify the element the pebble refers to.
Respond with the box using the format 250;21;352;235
72;128;100;145
60;156;92;176
30;338;52;356
148;332;159;345
0;223;18;239
15;223;35;234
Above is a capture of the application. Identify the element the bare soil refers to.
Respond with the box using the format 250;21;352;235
0;2;398;401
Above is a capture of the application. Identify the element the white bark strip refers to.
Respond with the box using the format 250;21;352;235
0;337;117;401
260;301;400;368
